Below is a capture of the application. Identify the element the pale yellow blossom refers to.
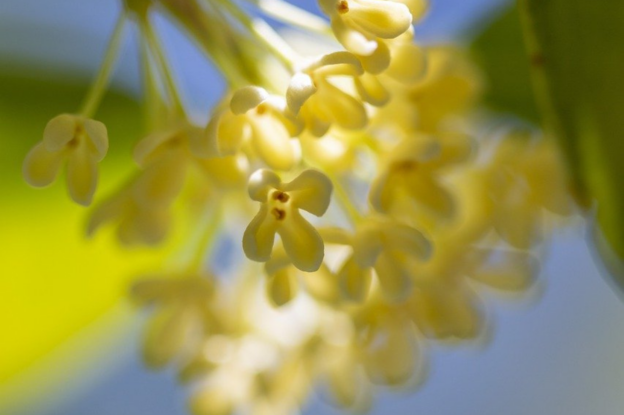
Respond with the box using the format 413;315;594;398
23;113;108;206
243;169;333;272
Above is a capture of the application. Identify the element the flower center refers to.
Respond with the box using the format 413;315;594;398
337;0;349;14
272;190;290;203
271;207;287;220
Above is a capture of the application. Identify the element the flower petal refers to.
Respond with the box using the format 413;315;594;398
243;204;279;263
43;113;77;152
338;255;372;302
331;17;378;56
230;86;269;115
283;169;333;216
277;210;324;272
354;72;390;106
374;251;413;302
83;118;109;160
132;152;186;208
410;284;483;340
345;0;412;39
316;80;368;130
359;39;390;74
23;142;65;187
386;42;426;84
248;169;281;202
66;144;98;206
267;268;298;306
249;115;296;170
352;222;383;267
287;73;317;115
383;223;432;261
369;171;394;213
133;128;177;166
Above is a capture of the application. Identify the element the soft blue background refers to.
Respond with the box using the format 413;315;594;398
2;1;624;414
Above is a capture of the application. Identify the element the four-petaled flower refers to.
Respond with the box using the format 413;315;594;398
23;113;108;206
243;169;333;272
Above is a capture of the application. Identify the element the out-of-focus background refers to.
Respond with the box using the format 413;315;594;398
1;1;624;414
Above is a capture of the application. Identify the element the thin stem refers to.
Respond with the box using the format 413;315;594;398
188;205;223;272
80;13;127;118
141;19;186;115
216;0;299;72
330;174;363;225
245;0;332;37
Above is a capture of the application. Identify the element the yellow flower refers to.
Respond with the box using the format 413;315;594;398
23;113;108;206
243;169;333;272
322;217;432;302
370;132;473;220
204;87;302;170
263;242;338;307
86;182;173;246
132;272;217;368
405;239;538;340
483;133;573;249
286;52;368;136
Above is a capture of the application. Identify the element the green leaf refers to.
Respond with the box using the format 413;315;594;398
518;0;624;285
471;5;541;123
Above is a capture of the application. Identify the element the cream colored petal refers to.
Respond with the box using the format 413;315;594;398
133;129;177;166
316;81;368;130
352;222;383;267
359;39;390;74
354;73;390;106
411;285;483;340
404;175;455;219
264;243;291;276
277;210;324;272
267;268;298;306
364;323;417;386
86;190;128;237
302;263;340;304
493;201;540;249
319;51;365;74
374;251;413;302
368;171;395;213
386;42;426;84
395;0;429;21
331;17;378;56
338;255;372;302
230;86;269;114
42;113;77;152
286;73;317;115
190;389;234;415
303;108;332;137
121;207;172;246
283;169;333;216
23;142;66;187
143;307;196;368
383;223;432;260
83;118;109;160
132;153;186;208
195;111;221;158
66;144;98;206
248;169;281;202
470;251;539;291
243;204;279;263
346;0;412;39
249;115;296;170
426;132;475;170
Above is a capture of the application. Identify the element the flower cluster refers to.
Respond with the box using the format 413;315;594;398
22;0;575;414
